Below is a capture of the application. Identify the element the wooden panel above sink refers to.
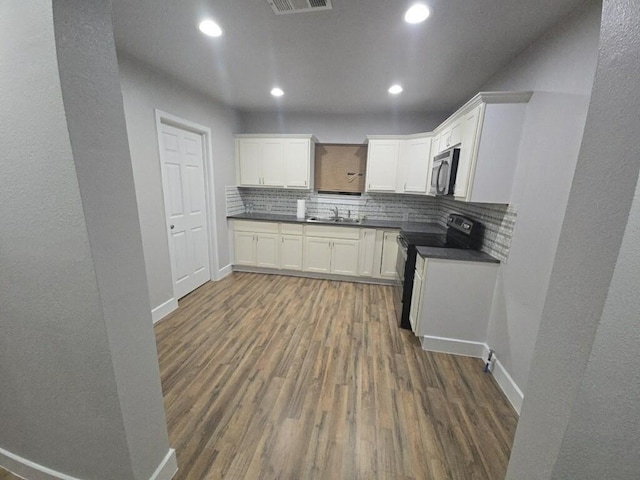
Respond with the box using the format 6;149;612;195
314;144;367;194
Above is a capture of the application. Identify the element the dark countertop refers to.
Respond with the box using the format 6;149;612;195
416;246;500;264
227;213;445;234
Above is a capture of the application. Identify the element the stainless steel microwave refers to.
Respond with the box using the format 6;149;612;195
429;147;460;196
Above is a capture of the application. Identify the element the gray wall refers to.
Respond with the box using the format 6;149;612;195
0;1;170;479
506;0;640;477
481;0;602;392
239;110;447;144
118;55;242;310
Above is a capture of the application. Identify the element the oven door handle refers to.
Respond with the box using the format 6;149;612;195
397;235;408;253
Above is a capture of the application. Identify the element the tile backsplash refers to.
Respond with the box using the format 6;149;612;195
226;186;517;262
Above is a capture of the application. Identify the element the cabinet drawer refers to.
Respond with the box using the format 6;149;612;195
233;220;279;233
304;224;360;239
280;223;303;235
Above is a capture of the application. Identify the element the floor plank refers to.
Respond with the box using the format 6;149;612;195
0;468;22;480
154;273;518;480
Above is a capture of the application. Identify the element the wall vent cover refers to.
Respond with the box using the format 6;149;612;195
268;0;332;15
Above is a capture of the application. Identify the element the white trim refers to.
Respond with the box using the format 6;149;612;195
0;447;177;480
420;335;488;358
151;297;178;324
149;449;177;480
491;356;524;414
154;110;220;300
0;446;83;480
419;336;524;415
234;133;317;142
232;265;396;285
216;264;233;280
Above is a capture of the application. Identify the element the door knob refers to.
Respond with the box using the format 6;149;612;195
170;225;175;230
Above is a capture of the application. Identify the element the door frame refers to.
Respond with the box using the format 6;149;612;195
154;110;221;299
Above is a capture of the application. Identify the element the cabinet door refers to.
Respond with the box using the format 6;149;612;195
431;134;441;156
237;139;262;186
402;137;432;193
303;237;332;273
284;139;311;189
256;233;279;268
409;268;423;333
233;232;256;265
454;105;482;199
380;231;399;278
366;140;400;192
358;229;376;276
331;239;359;276
439;120;463;152
280;235;303;270
261;139;284;186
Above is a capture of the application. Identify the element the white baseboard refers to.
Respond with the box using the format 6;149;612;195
421;335;488;358
216;264;232;280
151;297;178;324
149;449;177;480
491;356;524;414
420;336;523;415
0;447;177;480
0;446;83;480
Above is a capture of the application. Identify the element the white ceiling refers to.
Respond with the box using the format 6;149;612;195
111;0;586;115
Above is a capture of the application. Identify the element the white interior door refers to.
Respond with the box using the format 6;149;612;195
159;123;211;299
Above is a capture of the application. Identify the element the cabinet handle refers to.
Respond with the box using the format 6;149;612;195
404;182;407;191
304;180;307;186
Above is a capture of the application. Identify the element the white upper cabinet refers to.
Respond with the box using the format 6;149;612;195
436;119;463;153
283;138;314;189
451;92;532;203
261;139;284;186
366;136;432;195
453;105;482;199
236;135;315;189
398;136;432;194
365;139;401;192
237;138;263;186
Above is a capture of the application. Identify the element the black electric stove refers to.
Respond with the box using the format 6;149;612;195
395;215;483;329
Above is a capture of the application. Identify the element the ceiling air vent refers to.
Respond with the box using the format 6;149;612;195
268;0;332;15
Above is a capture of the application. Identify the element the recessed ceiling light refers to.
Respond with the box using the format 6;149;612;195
404;4;431;24
199;19;223;37
271;87;284;97
388;84;403;95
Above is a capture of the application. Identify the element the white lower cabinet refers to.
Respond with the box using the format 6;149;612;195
303;225;360;276
232;220;279;268
413;256;498;342
358;229;376;276
408;256;425;332
380;231;399;278
303;237;332;273
331;239;359;276
233;231;257;266
232;220;400;281
280;235;303;270
256;233;279;268
279;223;303;270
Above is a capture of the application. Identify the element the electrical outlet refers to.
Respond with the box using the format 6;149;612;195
266;204;272;212
402;213;409;221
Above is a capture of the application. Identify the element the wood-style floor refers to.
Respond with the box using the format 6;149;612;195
0;469;20;480
156;272;517;480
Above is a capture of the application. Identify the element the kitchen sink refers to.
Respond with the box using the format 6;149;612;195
306;216;361;224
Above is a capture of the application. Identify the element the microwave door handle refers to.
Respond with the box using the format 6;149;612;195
435;162;444;194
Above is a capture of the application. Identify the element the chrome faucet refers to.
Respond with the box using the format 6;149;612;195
331;206;339;219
